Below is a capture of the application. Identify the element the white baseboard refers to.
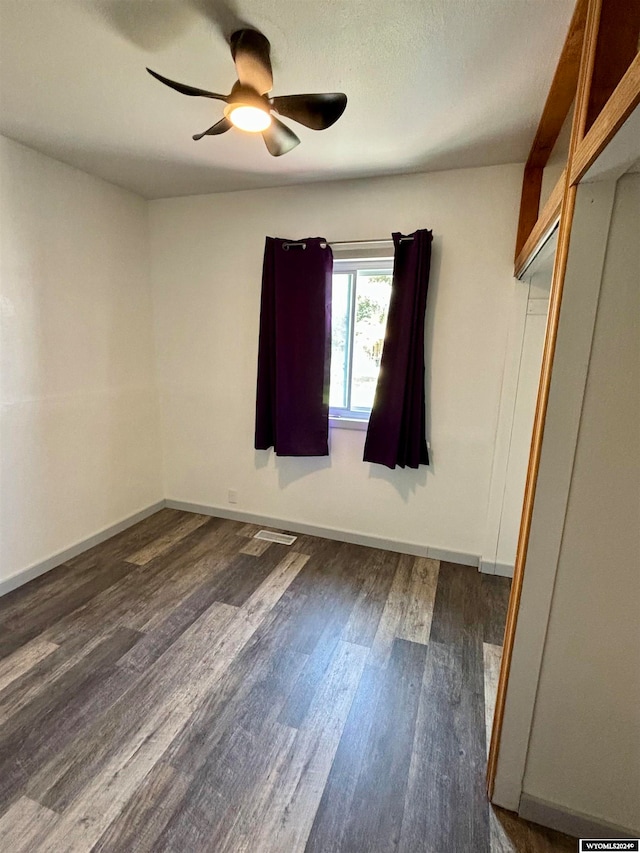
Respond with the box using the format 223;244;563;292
0;501;166;598
1;498;482;598
479;558;515;578
518;793;639;840
165;500;480;567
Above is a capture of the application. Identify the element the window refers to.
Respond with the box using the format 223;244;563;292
330;257;393;426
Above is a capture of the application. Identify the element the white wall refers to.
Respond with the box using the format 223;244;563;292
522;173;640;833
149;165;522;558
0;136;163;584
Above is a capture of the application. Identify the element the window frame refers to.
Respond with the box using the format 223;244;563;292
329;256;394;429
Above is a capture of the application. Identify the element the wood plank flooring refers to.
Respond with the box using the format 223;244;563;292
0;509;576;852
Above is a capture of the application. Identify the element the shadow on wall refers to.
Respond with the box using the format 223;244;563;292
367;464;429;501
254;449;332;489
255;446;429;500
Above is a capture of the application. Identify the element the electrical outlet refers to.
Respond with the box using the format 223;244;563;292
228;489;238;504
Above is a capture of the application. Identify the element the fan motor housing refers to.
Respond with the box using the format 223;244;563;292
224;82;270;118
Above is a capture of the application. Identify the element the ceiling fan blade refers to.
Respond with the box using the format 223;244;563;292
230;29;273;94
270;93;347;130
146;68;227;101
192;118;232;140
262;116;300;157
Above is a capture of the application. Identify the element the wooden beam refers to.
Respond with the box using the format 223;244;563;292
585;0;640;130
514;164;543;260
570;0;605;145
517;44;640;271
514;171;564;277
571;52;640;185
513;0;588;260
527;0;589;169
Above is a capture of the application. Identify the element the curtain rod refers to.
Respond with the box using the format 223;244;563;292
329;237;414;245
282;237;413;250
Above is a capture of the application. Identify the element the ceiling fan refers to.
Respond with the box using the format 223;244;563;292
146;29;347;157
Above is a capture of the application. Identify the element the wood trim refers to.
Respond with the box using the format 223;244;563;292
512;1;637;268
487;0;604;799
570;52;640;185
513;0;588;259
514;165;543;260
527;0;589;169
487;179;577;798
569;0;604;148
514;171;564;278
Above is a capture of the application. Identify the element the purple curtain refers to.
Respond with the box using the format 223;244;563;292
363;229;433;469
255;237;333;456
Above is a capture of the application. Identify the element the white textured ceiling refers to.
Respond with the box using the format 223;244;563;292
0;0;574;198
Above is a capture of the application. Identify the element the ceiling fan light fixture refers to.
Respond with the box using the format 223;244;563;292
227;104;272;132
147;28;347;156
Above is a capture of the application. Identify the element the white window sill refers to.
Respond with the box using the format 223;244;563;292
329;416;369;431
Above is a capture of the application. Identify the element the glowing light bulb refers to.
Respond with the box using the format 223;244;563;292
228;105;272;132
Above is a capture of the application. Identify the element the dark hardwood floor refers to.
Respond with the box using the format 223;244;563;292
0;509;576;852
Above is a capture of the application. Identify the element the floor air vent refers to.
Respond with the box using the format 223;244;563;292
254;530;297;545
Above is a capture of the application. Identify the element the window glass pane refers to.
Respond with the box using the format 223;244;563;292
330;274;351;409
351;271;392;411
